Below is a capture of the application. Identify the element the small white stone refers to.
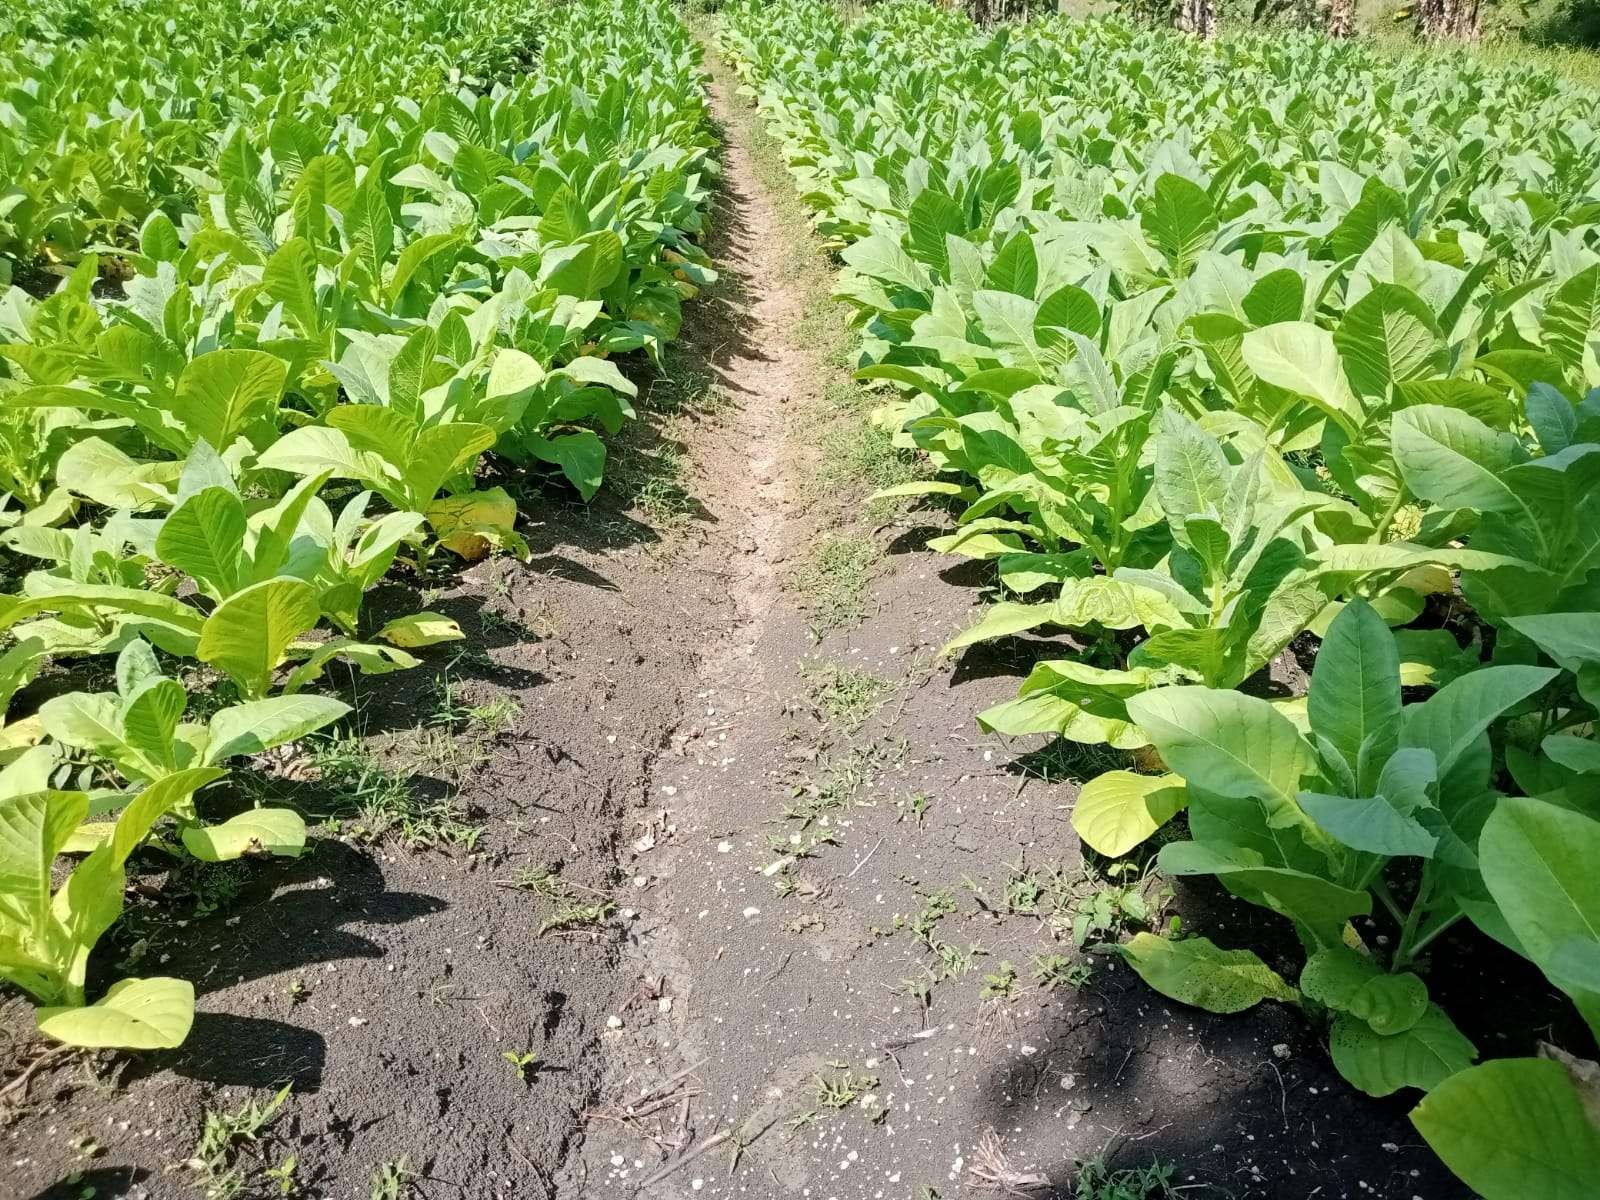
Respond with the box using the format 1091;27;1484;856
607;1015;623;1029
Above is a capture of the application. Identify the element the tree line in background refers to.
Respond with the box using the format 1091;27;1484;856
941;0;1600;45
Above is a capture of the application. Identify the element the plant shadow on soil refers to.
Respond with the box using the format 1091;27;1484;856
113;841;446;1092
957;872;1443;1197
964;851;1593;1198
28;1166;153;1200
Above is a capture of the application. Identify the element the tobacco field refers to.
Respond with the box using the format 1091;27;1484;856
1;0;1598;1196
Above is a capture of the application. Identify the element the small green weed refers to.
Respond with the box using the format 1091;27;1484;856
1072;1153;1178;1199
503;864;615;937
370;1157;414;1200
502;1049;540;1084
614;440;697;529
793;535;876;632
187;1084;292;1199
812;418;926;500
980;960;1019;1001
896;790;933;827
263;1156;299;1196
801;659;891;727
313;735;482;850
813;1066;878;1110
1067;864;1168;948
1033;952;1093;990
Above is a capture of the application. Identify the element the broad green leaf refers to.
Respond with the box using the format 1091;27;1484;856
1141;174;1217;277
38;693;124;758
1329;1004;1475;1096
1241;322;1362;433
533;430;606;501
1543;264;1600;370
203;695;351;765
197;578;322;699
1126;687;1316;814
280;639;419;694
1506;612;1600;671
1526;382;1577;454
555;354;638;399
156;487;247;600
257;426;392;496
0;789;88;927
1071;771;1186;857
986;230;1038;297
1035;284;1101;342
972;290;1046;376
111;768;227;865
55;438;177;510
1299;768;1437;860
170;350;287;452
1480;795;1600;1035
1400;665;1558;778
1158;841;1371;932
1392;405;1525;512
1055;576;1188;631
1242;269;1304;326
1307;598;1400;779
1152;408;1228;524
1118;933;1297;1014
544;231;624;298
907;190;965;274
840;232;931;292
1412;1058;1600;1200
1300;945;1428;1035
261;238;322;336
36;977;194;1050
404;423;496;508
376;612;465;648
181;808;306;861
1333;284;1445;401
942;602;1055;653
121;677;188;770
1544;734;1600;775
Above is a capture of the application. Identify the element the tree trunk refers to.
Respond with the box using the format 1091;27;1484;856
1417;0;1483;40
1177;0;1217;38
1328;0;1354;37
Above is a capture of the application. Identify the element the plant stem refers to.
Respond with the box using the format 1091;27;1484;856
1391;867;1434;972
1373;877;1407;927
1372;487;1406;544
1405;910;1465;960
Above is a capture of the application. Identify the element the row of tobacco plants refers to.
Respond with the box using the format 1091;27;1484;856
720;1;1600;1194
0;0;714;1051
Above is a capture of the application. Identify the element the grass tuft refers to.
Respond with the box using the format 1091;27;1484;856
793;535;876;631
801;659;891;727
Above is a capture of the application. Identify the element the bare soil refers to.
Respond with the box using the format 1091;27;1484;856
1;42;1486;1200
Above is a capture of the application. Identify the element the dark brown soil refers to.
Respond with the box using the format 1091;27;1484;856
0;39;1497;1200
